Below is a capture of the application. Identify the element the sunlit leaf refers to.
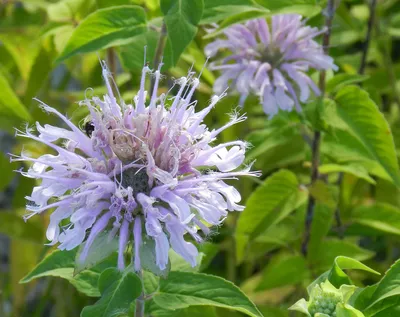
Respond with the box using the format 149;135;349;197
236;169;304;262
0;71;32;121
21;249;118;297
57;5;147;62
153;272;263;317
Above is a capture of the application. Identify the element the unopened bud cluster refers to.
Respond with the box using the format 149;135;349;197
308;292;341;317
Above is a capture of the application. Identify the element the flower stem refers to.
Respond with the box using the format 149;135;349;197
151;22;168;94
359;0;377;75
301;0;337;256
135;269;145;317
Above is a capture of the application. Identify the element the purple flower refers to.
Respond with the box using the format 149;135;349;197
205;14;338;118
12;61;258;271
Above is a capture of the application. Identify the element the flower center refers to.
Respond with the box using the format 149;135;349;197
257;44;283;67
115;167;150;196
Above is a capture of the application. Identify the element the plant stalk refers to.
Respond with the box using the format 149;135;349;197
135;270;145;317
359;0;377;75
301;0;337;256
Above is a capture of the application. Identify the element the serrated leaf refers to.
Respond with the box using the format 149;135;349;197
57;5;147;62
330;86;400;187
153;272;263;317
0;71;31;121
326;74;369;94
81;267;142;317
235;169;303;262
160;0;203;65
21;249;118;297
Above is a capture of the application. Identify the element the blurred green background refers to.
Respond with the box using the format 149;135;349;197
1;0;400;316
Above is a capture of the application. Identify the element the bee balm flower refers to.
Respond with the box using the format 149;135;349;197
13;61;258;272
205;14;338;117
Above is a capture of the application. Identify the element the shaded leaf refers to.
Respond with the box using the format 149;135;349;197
0;71;32;121
81;267;142;317
329;86;400;186
160;0;204;65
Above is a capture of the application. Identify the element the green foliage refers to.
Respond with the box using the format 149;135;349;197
0;71;31;122
57;5;147;62
235;169;305;261
20;249;118;297
2;0;400;316
80;268;142;317
153;272;263;317
160;0;204;65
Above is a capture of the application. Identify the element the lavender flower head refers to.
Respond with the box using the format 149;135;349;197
205;14;338;117
13;61;258;271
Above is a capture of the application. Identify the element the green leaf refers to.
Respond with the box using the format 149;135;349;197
21;249;117;297
315;241;375;278
255;0;321;17
350;203;400;236
75;230;119;274
150;305;218;317
153;272;263;317
160;0;204;65
235;169;303;262
326;74;369;94
0;71;32;121
327;256;379;290
119;18;174;71
308;180;339;209
24;43;55;104
336;304;365;317
81;267;142;317
319;164;376;184
363;259;400;314
330;86;400;186
201;0;257;23
307;204;335;261
256;253;309;291
57;5;147;62
47;0;96;22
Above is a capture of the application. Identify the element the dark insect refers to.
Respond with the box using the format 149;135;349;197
84;121;95;138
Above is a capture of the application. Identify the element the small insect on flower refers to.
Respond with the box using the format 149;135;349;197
205;14;338;118
12;60;259;272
